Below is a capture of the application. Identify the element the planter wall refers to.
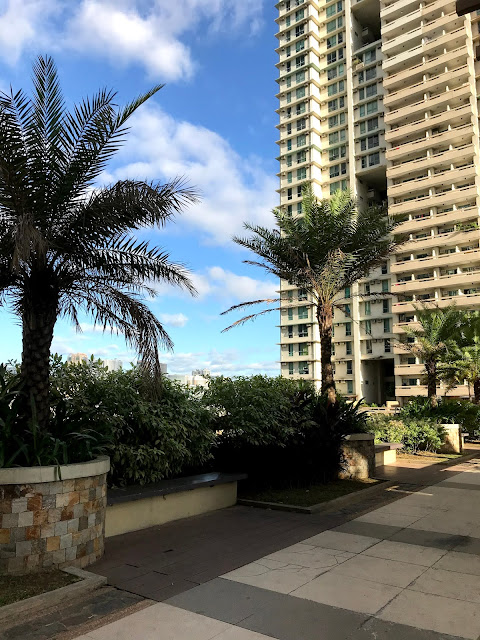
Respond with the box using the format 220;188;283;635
0;456;109;575
439;424;463;454
339;434;375;480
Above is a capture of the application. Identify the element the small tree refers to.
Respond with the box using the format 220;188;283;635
400;305;462;407
0;57;198;429
439;311;480;403
222;186;402;406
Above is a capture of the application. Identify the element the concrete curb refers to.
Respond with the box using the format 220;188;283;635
0;566;107;630
238;479;397;514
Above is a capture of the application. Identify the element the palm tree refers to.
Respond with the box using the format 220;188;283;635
399;305;462;407
439;311;480;403
0;56;198;429
222;186;401;405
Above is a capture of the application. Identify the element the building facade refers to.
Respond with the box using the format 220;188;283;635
276;0;480;402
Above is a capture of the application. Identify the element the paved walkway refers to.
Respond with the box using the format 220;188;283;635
69;455;480;639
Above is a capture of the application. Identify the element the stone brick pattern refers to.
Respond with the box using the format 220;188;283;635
339;438;375;480
0;472;107;574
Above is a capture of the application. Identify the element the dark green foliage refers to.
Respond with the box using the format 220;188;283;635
204;376;367;489
0;363;111;467
367;414;445;453
399;396;480;438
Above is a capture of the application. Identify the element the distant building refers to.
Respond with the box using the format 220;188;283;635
102;358;123;372
192;368;211;377
160;363;168;374
67;353;88;365
167;373;209;388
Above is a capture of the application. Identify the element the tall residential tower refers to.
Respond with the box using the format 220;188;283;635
276;0;480;402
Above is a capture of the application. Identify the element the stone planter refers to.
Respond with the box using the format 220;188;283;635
339;434;375;480
0;456;109;575
439;424;463;454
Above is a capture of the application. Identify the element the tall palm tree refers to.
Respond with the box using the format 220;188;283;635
400;305;462;407
439;311;480;403
222;186;401;405
0;56;198;429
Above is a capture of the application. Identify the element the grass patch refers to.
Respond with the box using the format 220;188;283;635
397;451;462;463
0;570;79;608
239;478;381;507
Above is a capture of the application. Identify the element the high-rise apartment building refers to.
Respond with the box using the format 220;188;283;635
276;0;480;402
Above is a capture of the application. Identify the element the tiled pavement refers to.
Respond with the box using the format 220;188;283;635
71;456;480;639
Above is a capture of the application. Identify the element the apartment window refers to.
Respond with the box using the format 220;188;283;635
295;55;305;69
327;17;343;32
296;102;306;115
288;308;293;320
288;325;293;338
286;16;291;27
365;319;372;334
326;0;343;16
287;139;292;151
297;118;306;131
364;48;376;63
347;380;354;394
329;113;345;128
383;318;391;333
286;46;291;58
298;324;308;337
330;162;347;178
287;171;292;184
366;67;376;81
384;339;391;353
297;185;302;197
287;123;292;135
346;342;352;355
299;343;309;356
295;9;305;20
365;301;371;315
297;202;302;214
296;87;306;101
287;188;292;200
297;167;307;180
286;92;292;104
288;344;294;357
345;286;351;299
288;362;294;375
382;280;389;292
366;83;377;98
297;134;306;146
328;99;338;112
298;288;307;300
286;155;292;167
365;283;370;295
330;179;347;194
298;306;308;319
286;75;291;88
297;150;306;163
408;378;418;386
296;40;305;53
286;204;293;217
346;360;353;375
345;322;352;336
369;152;380;167
286;61;291;73
360;134;378;150
295;24;304;37
381;263;387;275
327;35;337;49
366;339;373;354
329;145;346;161
383;299;389;314
299;361;309;375
295;71;305;83
329;129;345;144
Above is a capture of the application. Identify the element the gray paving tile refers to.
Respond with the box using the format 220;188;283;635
388;528;465;551
349;618;466;640
452;535;480;555
439;481;480;492
333;521;403;540
166;578;275;624
239;593;368;640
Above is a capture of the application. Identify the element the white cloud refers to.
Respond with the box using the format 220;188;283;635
108;105;277;244
159;312;188;327
162;348;279;376
0;0;264;81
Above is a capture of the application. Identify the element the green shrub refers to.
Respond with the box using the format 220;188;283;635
203;376;367;488
367;414;445;453
399;397;480;438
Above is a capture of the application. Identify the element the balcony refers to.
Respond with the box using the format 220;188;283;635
394;269;480;294
395;384;470;397
383;46;468;90
391;247;480;274
393;291;480;313
385;84;471;126
389;185;478;217
387;105;472;144
386;125;473;161
393;321;422;334
394;207;479;234
389;165;476;197
381;0;421;21
395;363;424;376
387;144;474;179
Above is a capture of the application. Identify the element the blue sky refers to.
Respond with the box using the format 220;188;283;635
0;0;282;376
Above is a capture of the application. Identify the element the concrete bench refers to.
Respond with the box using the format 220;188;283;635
375;442;403;467
105;472;247;537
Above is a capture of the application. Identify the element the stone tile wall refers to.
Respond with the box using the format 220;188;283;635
0;472;107;574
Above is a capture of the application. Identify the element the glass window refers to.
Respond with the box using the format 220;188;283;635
369;152;380;166
297;134;306;146
346;360;353;375
383;318;391;332
288;362;294;375
298;306;308;319
286;155;292;167
364;49;376;63
384;339;391;353
296;86;305;99
296;150;306;163
365;301;371;315
346;342;352;355
297;118;306;131
298;288;307;300
295;71;305;83
345;322;352;336
299;361;309;374
287;171;292;184
383;299;389;313
382;279;389;292
327;35;337;49
287;325;293;338
287;139;292;151
366;67;376;81
366;339;372;354
295;9;305;20
297;167;307;180
347;380;354;394
366;83;377;98
296;55;305;68
367;100;378;114
345;286;351;298
365;319;372;334
367;117;378;131
296;40;305;52
298;324;308;337
299;344;309;356
288;308;293;320
288;344;294;356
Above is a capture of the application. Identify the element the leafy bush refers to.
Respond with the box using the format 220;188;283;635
203;376;367;488
0;363;111;468
367;414;445;453
399;397;480;438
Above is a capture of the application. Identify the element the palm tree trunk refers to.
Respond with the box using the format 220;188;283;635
474;378;480;404
425;360;438;408
21;304;57;430
317;302;336;406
